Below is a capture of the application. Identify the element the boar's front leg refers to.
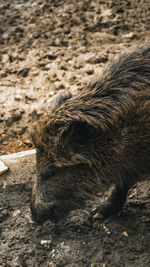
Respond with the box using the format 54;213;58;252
93;184;129;220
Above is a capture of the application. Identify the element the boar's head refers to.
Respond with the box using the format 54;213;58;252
30;93;101;223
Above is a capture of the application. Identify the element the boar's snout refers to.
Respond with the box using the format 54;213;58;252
30;180;71;223
30;200;64;224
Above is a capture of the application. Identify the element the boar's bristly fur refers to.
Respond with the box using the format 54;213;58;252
31;46;150;223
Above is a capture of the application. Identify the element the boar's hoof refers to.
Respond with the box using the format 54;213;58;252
92;201;121;220
92;187;128;220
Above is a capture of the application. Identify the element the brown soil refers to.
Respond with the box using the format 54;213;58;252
1;0;150;155
1;153;150;267
0;0;150;266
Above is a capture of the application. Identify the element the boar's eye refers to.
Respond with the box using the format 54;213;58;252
42;169;55;180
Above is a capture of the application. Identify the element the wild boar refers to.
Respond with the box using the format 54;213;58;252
31;45;150;223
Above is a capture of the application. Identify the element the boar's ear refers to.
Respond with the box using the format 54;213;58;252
59;120;97;154
51;91;72;113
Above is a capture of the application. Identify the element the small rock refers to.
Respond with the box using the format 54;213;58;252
40;239;52;248
54;81;65;90
23;139;33;147
15;95;21;101
85;66;94;75
49;262;55;267
122;32;137;40
49;91;55;97
13;210;21;217
122;231;128;237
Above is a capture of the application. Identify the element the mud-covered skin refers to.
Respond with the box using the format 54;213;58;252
31;46;150;223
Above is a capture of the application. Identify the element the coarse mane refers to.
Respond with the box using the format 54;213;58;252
33;45;150;166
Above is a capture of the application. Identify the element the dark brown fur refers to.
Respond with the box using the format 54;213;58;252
31;45;150;223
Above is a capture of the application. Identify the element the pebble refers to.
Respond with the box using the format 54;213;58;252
54;81;65;90
85;66;94;75
40;239;52;248
13;210;21;217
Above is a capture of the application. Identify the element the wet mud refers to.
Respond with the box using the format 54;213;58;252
0;176;150;266
0;0;150;266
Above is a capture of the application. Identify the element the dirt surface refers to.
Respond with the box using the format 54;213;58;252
0;0;150;266
0;152;150;266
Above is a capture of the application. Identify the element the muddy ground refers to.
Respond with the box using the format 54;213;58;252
0;0;150;266
0;151;150;266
